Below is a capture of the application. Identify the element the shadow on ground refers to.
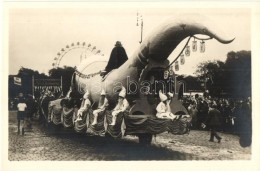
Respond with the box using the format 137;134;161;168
46;124;194;160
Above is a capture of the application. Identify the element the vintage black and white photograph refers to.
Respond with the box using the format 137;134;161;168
2;2;260;171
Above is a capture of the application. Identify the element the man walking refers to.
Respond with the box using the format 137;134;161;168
203;101;222;143
17;92;27;135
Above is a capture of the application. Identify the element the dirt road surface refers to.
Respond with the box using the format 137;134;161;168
8;111;251;160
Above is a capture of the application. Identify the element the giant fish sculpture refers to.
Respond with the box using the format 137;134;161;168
49;15;236;144
73;15;234;115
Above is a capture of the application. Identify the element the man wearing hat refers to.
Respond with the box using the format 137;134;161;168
102;41;128;76
156;90;179;120
75;90;91;122
91;89;109;125
109;86;129;126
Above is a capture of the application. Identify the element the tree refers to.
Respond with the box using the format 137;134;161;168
223;51;251;98
177;75;203;92
194;50;251;98
194;60;225;97
15;67;48;95
48;66;75;95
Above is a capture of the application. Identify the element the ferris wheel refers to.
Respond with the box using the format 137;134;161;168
52;42;104;68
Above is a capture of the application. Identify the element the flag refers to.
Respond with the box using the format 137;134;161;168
14;77;21;86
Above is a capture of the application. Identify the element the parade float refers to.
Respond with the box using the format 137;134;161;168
45;15;234;144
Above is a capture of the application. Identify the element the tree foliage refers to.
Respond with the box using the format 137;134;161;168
17;67;48;78
48;66;75;95
178;75;203;92
194;50;251;98
14;67;48;95
9;66;75;98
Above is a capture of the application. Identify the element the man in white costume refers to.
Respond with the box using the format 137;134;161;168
156;90;179;120
75;90;91;122
91;89;109;125
109;86;129;126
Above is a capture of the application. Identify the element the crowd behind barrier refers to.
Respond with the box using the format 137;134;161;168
181;95;252;135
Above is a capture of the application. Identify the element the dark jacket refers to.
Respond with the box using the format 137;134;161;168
206;108;222;128
105;46;128;73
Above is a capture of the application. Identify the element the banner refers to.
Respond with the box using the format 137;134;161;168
14;77;21;86
33;79;62;95
34;79;61;86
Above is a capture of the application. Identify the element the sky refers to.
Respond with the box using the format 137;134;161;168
8;6;251;76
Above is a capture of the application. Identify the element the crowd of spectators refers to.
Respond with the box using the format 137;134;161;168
181;93;252;135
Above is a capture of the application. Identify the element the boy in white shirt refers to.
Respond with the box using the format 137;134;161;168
17;93;27;135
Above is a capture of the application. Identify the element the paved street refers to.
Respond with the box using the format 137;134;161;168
8;111;251;160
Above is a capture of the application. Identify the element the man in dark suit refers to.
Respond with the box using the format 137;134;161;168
203;100;222;143
103;41;128;75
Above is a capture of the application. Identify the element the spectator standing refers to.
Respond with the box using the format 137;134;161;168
237;100;252;147
17;92;27;135
203;101;222;143
188;101;198;129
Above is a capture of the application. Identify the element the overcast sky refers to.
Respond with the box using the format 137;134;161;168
8;7;250;76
